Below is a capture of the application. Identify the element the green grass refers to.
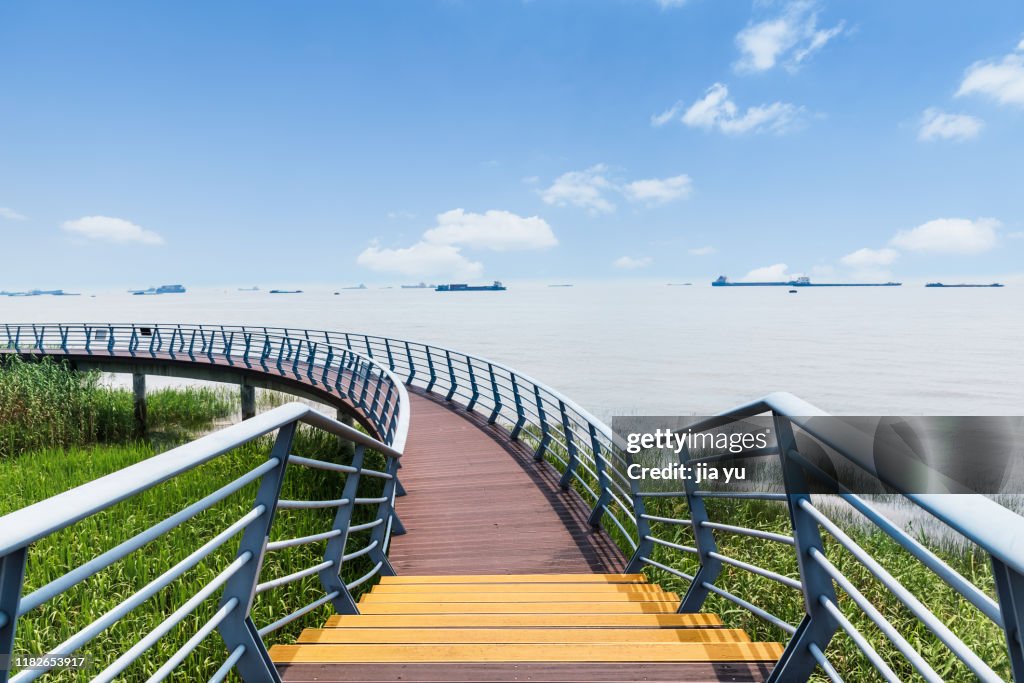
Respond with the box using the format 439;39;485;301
0;361;386;681
0;356;237;458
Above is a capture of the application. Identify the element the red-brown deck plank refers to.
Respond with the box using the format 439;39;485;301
389;389;624;575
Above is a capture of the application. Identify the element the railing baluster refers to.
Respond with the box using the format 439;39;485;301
676;443;722;613
425;347;438;392
557;401;579;491
0;547;28;683
992;558;1024;681
586;424;611;528
487;363;502;424
404;341;416;384
466;357;480;411
624;446;654;573
214;423;295;683
533;385;551;461
444;350;457;401
368;456;400;575
510;374;526;440
320;445;366;615
766;415;838;683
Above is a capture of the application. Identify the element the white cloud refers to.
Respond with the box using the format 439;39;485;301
423;209;557;251
735;1;846;73
357;241;483;279
541;166;694;212
741;263;796;281
622;175;693;205
918;108;983;142
61;216;164;245
357;208;556;278
540;165;616;214
651;103;684;127
387;210;416;220
655;0;688;7
957;42;1024;108
613;256;652;270
890;218;1000;254
840;247;899;267
677;83;804;135
688;245;717;256
0;207;27;221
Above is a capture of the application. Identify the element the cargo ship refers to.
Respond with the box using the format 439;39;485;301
1;289;80;297
712;276;901;287
925;282;1004;288
130;284;186;295
436;281;507;292
269;289;303;294
401;282;435;289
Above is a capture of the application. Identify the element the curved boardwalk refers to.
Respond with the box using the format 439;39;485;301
4;342;779;682
390;389;623;575
277;390;778;682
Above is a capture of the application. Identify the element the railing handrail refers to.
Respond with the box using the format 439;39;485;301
1;322;412;453
0;402;398;557
6;322;608;444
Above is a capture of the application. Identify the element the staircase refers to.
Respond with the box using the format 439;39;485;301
270;574;783;682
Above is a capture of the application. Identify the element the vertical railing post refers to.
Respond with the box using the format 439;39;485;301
487;364;502;425
367;457;400;577
214;422;296;683
404;341;416;385
510;375;526;440
676;444;722;612
586;425;612;528
444;350;457;401
766;415;838;683
425;348;437;393
533;385;551;461
466;358;480;412
557;401;579;491
320;444;366;615
992;557;1024;681
624;444;654;573
0;548;28;683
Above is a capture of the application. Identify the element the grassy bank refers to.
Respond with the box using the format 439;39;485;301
0;356;237;458
518;424;1008;682
0;358;383;681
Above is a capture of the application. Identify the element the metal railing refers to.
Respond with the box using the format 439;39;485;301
0;324;410;682
2;323;1023;681
326;330;1024;683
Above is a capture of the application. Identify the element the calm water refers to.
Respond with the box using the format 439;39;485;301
2;283;1021;418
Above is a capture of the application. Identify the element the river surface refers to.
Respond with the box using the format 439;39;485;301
2;282;1021;418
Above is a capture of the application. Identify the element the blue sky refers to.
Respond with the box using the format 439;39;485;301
1;0;1022;287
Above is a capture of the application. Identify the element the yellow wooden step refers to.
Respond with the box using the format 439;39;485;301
358;601;681;614
377;573;648;584
297;627;751;644
323;613;724;628
269;642;784;663
359;591;679;604
371;582;670;595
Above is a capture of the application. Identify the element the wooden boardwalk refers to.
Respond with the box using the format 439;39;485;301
387;389;624;575
276;392;781;682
